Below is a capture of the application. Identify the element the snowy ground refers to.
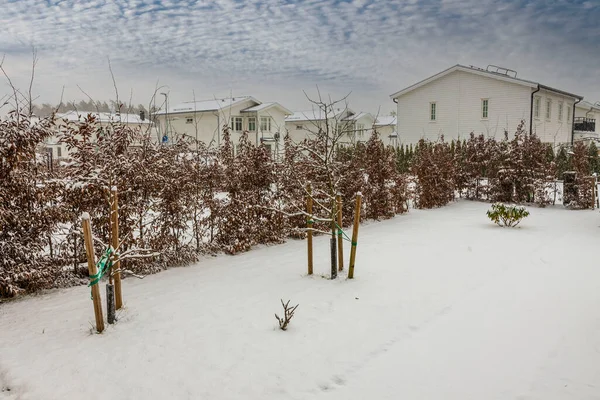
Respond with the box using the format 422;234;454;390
1;200;600;400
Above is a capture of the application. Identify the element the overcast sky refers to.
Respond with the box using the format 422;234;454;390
1;0;599;115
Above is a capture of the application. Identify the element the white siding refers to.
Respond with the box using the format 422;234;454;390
256;107;288;138
456;71;531;140
284;121;303;143
353;114;375;144
375;124;395;138
284;110;357;144
395;70;534;145
156;99;289;151
157;109;220;146
284;119;339;144
532;89;576;146
395;70;460;144
284;120;314;143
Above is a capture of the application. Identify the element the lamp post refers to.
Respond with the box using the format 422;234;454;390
161;92;169;144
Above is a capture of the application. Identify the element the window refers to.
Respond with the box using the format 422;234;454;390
248;117;256;131
534;97;541;119
545;99;552;120
567;106;572;123
356;123;365;137
57;147;62;157
558;102;563;122
296;125;303;130
232;116;243;131
260;116;271;132
481;99;489;119
430;102;436;121
186;117;193;124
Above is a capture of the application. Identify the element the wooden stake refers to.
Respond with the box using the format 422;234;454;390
336;193;344;271
348;193;362;279
111;188;123;309
307;183;313;275
82;214;104;333
330;198;337;278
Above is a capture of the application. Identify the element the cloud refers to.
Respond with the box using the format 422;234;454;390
0;0;598;114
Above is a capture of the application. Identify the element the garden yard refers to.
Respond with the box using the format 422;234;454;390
1;200;599;400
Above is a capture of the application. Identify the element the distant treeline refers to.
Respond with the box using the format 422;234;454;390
32;100;150;117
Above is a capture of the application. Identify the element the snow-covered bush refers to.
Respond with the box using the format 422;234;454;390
362;130;402;219
411;138;455;209
275;299;298;331
458;133;494;200
462;121;554;206
216;129;283;254
335;130;407;222
563;142;595;210
0;111;66;297
486;203;530;227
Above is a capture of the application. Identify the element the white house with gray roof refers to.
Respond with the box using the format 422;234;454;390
374;115;398;145
285;108;374;145
153;96;292;157
390;64;584;147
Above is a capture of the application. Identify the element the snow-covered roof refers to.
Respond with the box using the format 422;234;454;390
390;64;583;101
241;102;293;115
342;112;373;122
374;116;397;126
285;108;355;122
56;111;152;125
575;100;600;111
154;96;258;115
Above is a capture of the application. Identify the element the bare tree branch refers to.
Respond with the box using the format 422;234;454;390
107;57;120;113
27;47;38;117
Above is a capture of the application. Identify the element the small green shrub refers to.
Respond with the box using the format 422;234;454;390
486;203;530;227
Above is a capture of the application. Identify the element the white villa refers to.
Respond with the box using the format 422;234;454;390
42;111;152;161
374;115;398;145
390;64;584;147
152;96;291;157
284;108;375;145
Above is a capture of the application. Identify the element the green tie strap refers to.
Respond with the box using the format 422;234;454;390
89;247;113;287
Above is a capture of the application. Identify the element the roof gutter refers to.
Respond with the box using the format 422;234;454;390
538;84;582;100
530;84;540;135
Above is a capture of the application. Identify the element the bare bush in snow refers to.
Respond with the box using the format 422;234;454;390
275;299;299;331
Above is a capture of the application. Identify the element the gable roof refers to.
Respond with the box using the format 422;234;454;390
390;64;582;101
576;100;600;111
342;112;374;122
154;96;259;116
374;116;397;126
241;102;293;115
57;110;152;125
285;108;355;122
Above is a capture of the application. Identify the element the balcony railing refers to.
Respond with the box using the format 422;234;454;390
574;117;596;132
